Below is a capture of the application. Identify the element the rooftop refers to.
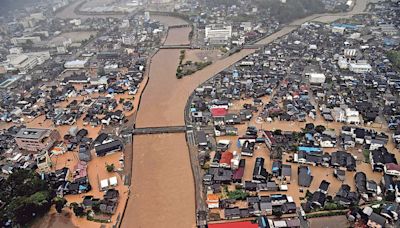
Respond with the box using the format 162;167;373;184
15;128;52;139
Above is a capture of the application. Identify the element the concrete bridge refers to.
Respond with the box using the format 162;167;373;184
243;44;264;49
132;126;187;135
169;24;191;28
160;45;199;49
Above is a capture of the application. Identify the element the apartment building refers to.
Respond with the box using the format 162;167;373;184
15;128;60;152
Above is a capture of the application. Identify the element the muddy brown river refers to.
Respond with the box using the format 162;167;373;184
123;1;371;227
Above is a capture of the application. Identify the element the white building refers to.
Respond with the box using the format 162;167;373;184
308;73;326;84
9;47;23;55
57;46;67;54
344;49;357;57
332;26;345;34
349;62;372;74
120;19;130;29
9;54;38;73
345;108;361;124
205;24;232;44
25;51;50;65
11;36;41;45
122;35;135;45
64;59;88;69
338;57;348;69
144;11;150;21
69;19;81;26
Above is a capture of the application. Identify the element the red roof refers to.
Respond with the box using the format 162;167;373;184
209;221;258;228
264;131;276;144
232;167;244;180
220;151;233;165
211;108;228;117
386;163;400;172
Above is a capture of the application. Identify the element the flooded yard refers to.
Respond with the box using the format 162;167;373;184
49;31;97;44
309;215;350;227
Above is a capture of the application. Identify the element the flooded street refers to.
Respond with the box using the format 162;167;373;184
309;215;350;227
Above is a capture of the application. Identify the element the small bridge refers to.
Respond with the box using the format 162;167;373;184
160;45;198;49
169;24;191;28
243;44;264;49
132;126;187;135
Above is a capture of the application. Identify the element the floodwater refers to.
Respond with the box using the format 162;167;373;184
151;15;188;27
135;47;253;128
56;0;123;19
124;1;373;226
122;134;195;228
309;215;350;227
164;27;192;46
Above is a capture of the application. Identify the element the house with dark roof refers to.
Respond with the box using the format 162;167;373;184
280;164;292;183
370;148;396;172
95;140;123;156
224;207;241;220
298;166;313;187
244;181;257;191
253;157;269;182
241;140;255;157
331;151;356;171
335;184;359;206
209;167;232;184
232;159;245;183
382;174;395;194
318;180;330;194
310;191;326;208
367;212;386;228
355;172;367;199
380;203;399;222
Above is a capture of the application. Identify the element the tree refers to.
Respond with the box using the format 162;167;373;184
227;189;248;200
6;191;51;225
92;201;101;214
106;163;115;172
305;123;315;131
70;203;85;217
0;170;53;226
54;197;67;213
315;125;326;133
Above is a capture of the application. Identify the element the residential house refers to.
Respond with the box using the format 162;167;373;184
224;207;241;220
280;164;292;183
206;194;220;209
318;180;330;194
367;212;386;228
220;151;233;169
298;166;313;187
36;152;52;173
95;140;123;156
384;163;400;177
253;157;269;182
232;159;245;183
